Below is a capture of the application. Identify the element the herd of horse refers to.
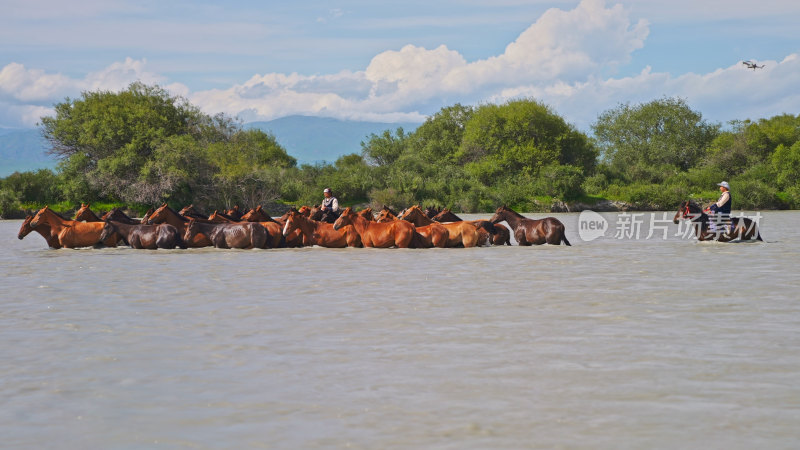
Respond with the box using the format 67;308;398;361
16;200;761;250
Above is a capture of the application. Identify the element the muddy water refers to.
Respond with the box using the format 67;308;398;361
2;212;799;448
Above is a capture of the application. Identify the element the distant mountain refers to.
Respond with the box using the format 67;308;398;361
0;116;423;177
245;116;422;164
0;129;58;177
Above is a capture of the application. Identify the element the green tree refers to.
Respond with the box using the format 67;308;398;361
39;82;227;204
361;128;409;166
458;99;595;184
593;97;719;181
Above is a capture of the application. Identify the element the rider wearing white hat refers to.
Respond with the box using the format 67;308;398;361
321;188;340;218
706;181;732;234
709;181;731;215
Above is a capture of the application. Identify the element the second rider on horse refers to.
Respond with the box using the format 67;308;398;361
706;181;732;234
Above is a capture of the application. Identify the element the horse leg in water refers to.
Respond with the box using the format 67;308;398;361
514;228;530;246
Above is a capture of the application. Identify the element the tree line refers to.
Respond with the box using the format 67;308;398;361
1;82;799;218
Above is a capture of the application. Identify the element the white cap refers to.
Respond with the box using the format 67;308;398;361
717;181;730;189
323;188;331;193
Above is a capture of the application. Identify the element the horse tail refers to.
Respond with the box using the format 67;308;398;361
561;233;571;246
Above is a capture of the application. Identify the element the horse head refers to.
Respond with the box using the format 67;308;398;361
423;205;441;219
332;207;354;231
282;209;302;236
74;203;100;222
674;200;703;224
29;205;50;228
489;205;512;224
358;207;374;221
297;205;311;217
98;219;117;243
183;218;199;242
18;215;34;239
375;206;397;223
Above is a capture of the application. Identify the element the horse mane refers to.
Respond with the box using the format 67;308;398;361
502;205;525;218
381;205;399;216
156;204;190;221
44;207;70;221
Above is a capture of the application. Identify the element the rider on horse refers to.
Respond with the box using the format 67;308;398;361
706;181;732;234
321;188;340;219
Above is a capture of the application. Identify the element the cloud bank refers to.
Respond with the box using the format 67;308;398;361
1;0;797;130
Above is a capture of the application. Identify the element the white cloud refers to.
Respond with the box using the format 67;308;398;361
0;57;189;127
1;0;798;131
186;0;649;122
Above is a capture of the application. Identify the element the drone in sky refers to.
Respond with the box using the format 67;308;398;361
742;60;765;70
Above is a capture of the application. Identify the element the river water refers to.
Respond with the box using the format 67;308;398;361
2;211;799;448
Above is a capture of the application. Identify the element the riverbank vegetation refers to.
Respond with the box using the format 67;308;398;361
2;82;799;218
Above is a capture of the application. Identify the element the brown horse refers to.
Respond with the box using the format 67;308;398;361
146;204;212;247
374;206;398;223
374;206;446;248
489;205;571;246
424;205;441;219
184;219;267;249
239;205;277;223
99;220;186;249
179;204;208;220
224;205;247;221
282;208;361;248
208;210;241;223
333;207;415;248
358;207;375;221
18;215;61;248
30;206;119;248
433;208;512;246
673;201;763;242
101;207;143;225
74;203;103;222
399;205;488;247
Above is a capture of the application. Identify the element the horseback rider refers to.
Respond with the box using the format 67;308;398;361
706;181;732;234
320;188;340;219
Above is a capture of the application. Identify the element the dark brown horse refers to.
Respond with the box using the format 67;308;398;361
282;208;361;248
101;207;143;225
74;203;103;222
308;204;339;223
489;205;571;246
30;206;119;248
333;207;415;248
146;204;212;247
432;208;512;246
424;205;441;219
99;220;186;249
399;205;489;247
18;215;61;248
673;201;763;242
183;219;267;249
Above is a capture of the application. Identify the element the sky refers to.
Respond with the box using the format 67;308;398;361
1;0;799;132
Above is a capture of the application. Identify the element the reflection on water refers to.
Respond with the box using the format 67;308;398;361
2;212;800;448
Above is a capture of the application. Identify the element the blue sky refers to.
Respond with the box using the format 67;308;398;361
1;0;798;131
